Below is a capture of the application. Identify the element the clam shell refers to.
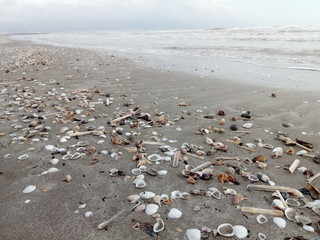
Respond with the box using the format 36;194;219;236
134;204;146;213
302;225;315;232
248;174;259;182
153;218;165;233
145;204;159;215
272;147;283;158
243;123;253;129
127;194;141;203
233;225;248;239
273;217;286;228
252;155;267;162
168;208;182;219
312;205;320;216
161;194;169;201
186;229;201;240
295;215;311;226
18;154;29;160
22;185;36;193
181;192;190;200
171;190;182;199
284;208;297;221
223;188;237;195
148;154;162;162
208;187;222;199
258;233;266;240
131;168;141;175
285;198;300;207
296;150;307;156
139;191;155;199
158;170;168;175
49;158;59;165
272;199;285;210
135;180;146;188
217;223;234;237
256;214;268;224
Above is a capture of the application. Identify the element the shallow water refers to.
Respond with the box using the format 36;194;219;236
11;26;320;90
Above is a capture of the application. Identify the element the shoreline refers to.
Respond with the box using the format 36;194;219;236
1;36;320;240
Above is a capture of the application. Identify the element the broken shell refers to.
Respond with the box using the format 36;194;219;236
312;205;320;216
153;218;165;233
208;187;222;199
233;225;248;239
161;194;169;201
22;185;36;193
139;191;155;199
131;168;142;175
273;217;286;228
145;204;159;215
272;199;286;210
242;123;253;129
295;215;312;226
63;174;72;182
49;158;59;165
258;233;266;240
257;214;268;224
181;192;190;200
109;168;119;177
158;170;168;176
148;154;162;162
285;198;300;207
186;229;201;240
257;162;268;170
232;194;247;205
252;155;267;162
127;194;141;203
153;195;162;206
284;208;297;221
168;208;182;219
223;188;237;195
296;150;307;156
217;223;234;237
135;180;146;188
134;204;146;213
226;167;236;175
272;147;283;158
171;190;182;199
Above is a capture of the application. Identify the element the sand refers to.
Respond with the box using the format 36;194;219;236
0;35;319;240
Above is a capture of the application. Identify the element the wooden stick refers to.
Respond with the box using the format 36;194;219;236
238;206;284;217
98;202;141;230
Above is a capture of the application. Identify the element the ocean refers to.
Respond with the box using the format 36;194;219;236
11;26;320;90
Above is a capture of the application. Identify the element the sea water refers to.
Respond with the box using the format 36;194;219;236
12;26;320;90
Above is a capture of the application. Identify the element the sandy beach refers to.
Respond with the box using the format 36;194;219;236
0;36;319;240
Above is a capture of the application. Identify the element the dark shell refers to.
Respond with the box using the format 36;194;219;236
230;124;238;131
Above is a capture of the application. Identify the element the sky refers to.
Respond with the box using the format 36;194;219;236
0;0;320;33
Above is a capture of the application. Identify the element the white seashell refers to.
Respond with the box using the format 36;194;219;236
22;185;36;193
45;145;56;151
296;150;307;156
171;190;182;199
49;158;59;165
161;194;169;201
181;192;190;200
164;151;175;156
284;208;297;221
273;217;286;228
153;218;165;233
60;137;68;143
139;191;155;199
272;147;283;158
24;200;31;204
18;154;29;160
168;208;182;219
135;180;146;188
223;188;237;195
233;225;248;239
145;204;159;215
272;199;285;210
186;229;201;240
134;204;146;213
295;215;312;226
157;170;168;175
258;233;266;240
127;194;140;203
302;225;314;232
79;204;86;209
131;168;141;175
243;123;253;129
133;174;144;184
47;167;59;173
148;154;162;162
217;223;234;237
312;205;320;216
245;143;256;148
308;199;320;208
297;167;307;173
256;214;268;224
84;211;93;217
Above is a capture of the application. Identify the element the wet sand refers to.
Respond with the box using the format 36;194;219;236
0;35;319;240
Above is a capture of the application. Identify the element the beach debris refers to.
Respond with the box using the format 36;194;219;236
22;185;36;194
145;204;159;215
97;201;141;229
186;229;201;240
217;223;234;237
233;225;248;239
272;147;283;158
256;214;268;224
168;208;182;219
238;206;284;216
232;193;247;205
273;217;286;228
258;233;267;240
277;135;312;152
288;159;300;173
153;218;165;233
63;174;72;182
247;184;304;198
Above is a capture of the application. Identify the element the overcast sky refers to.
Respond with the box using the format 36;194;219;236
1;0;320;33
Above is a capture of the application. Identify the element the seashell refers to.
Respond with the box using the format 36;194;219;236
296;150;307;156
302;225;314;232
218;118;225;125
22;185;36;193
255;172;271;184
207;187;222;199
148;154;162;162
272;147;283;158
273;217;286;228
153;195;162;206
258;233;266;240
168;208;182;219
252;155;267;162
232;193;247;205
135;180;146;188
217;223;234;237
171;190;182;199
153;218;165;233
84;211;93;217
286;147;294;155
139;191;155;199
218;172;238;184
134;204;146;213
145;204;159;215
223;188;237;195
248;174;259;182
158;170;168;175
77;141;89;147
272;199;286;210
233;225;248;239
295;215;311;226
47;167;59;173
186;229;201;240
131;168;141;175
127;194;140;203
312;205;320;216
132;174;144;183
109;168;119;177
246;143;256;148
45;145;56;151
49;158;59;165
284;208;297;221
70;152;81;160
194;206;201;212
256;214;268;224
161;194;169;201
181;192;190;200
63;174;72;182
226;167;235;175
285;198;300;207
257;162;268;170
18;154;29;160
242;123;253;129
